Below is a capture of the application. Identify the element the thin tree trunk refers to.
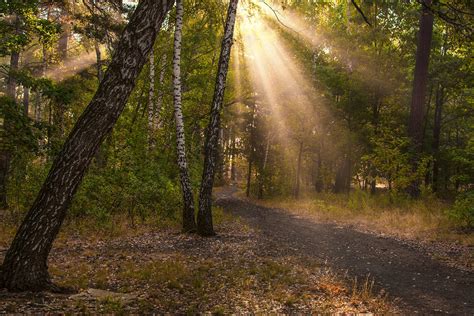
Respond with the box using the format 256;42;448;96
95;41;103;82
246;158;252;197
23;88;30;117
6;53;19;99
154;54;167;130
230;133;236;181
58;8;70;61
408;0;434;197
315;148;323;192
294;141;303;198
197;0;239;236
35;46;48;122
0;0;174;292
432;84;444;192
172;0;196;232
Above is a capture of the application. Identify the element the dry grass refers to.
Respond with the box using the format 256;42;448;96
245;190;474;246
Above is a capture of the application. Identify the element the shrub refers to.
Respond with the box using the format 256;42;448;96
449;191;474;229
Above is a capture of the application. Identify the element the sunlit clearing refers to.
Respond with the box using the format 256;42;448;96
45;50;99;81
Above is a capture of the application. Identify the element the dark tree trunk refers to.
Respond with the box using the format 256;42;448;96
370;179;376;195
23;88;30;117
407;0;434;197
432;84;444;192
197;0;238;236
246;158;252;197
0;0;174;292
314;149;323;193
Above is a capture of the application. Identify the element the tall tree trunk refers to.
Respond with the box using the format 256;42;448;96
148;46;156;147
407;0;434;197
432;84;444;192
0;0;174;292
172;0;196;232
197;0;239;236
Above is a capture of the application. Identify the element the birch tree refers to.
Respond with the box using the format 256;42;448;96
197;0;239;236
172;0;197;232
0;0;174;292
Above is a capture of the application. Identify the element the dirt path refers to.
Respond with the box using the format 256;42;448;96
216;189;474;314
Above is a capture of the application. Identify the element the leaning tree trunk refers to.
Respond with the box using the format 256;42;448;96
197;0;239;236
0;0;174;292
407;0;434;197
172;0;197;232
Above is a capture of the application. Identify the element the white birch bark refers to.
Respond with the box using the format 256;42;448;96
172;0;196;232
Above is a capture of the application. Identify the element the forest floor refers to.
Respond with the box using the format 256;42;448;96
0;207;394;314
0;187;472;314
218;187;474;314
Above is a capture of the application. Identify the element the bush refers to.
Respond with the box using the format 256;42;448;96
449;191;474;229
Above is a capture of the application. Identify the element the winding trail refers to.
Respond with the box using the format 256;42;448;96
216;189;474;314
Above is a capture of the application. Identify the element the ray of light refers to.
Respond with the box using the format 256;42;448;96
45;50;99;81
254;1;397;91
237;3;321;159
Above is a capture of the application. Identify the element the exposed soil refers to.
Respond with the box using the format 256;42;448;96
216;188;474;315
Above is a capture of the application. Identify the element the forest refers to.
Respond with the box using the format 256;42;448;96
0;0;473;314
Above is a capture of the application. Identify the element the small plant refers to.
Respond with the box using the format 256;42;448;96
99;296;126;315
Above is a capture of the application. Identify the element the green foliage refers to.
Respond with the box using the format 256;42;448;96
71;165;181;225
449;191;474;229
0;0;60;55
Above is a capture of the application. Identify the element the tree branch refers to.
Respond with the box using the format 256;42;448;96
351;0;372;26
